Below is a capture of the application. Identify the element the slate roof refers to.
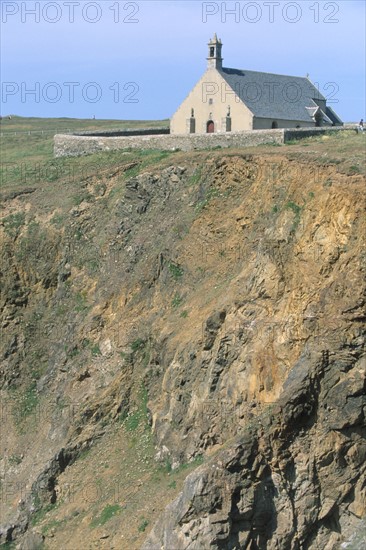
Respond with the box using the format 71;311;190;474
325;106;343;125
221;67;329;122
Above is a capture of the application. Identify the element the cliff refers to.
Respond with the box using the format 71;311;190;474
0;132;365;549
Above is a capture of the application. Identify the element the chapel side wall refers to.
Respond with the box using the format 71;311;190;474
170;69;253;134
254;118;315;130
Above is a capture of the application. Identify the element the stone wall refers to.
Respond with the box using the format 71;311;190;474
283;125;353;141
54;125;356;158
54;129;283;157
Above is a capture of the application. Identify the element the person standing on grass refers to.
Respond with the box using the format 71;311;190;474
359;119;364;132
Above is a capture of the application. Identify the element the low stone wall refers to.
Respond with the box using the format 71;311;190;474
54;129;284;157
54;125;356;158
284;125;355;141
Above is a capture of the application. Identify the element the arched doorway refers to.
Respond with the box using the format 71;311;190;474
207;120;215;133
271;121;278;129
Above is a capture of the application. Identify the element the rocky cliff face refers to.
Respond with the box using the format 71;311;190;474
0;140;365;549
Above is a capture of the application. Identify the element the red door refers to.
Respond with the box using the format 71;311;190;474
207;121;215;133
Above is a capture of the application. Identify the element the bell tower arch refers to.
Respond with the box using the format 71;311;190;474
207;33;223;70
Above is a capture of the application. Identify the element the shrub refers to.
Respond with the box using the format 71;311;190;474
138;518;149;533
3;212;25;237
131;338;146;353
168;261;184;279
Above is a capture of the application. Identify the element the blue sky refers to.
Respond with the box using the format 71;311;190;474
1;0;365;121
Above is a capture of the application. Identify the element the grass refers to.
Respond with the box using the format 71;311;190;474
159;454;204;476
131;338;146;353
138;518;150;533
74;291;89;313
195;185;221;212
90;343;101;357
72;190;93;206
122;149;177;180
173;454;204;474
15;221;58;269
50;213;65;228
90;504;122;528
124;383;149;433
29;491;69;536
0;115;168;136
188;166;202;186
171;293;184;308
41;518;66;535
8;454;23;465
0;117;169;192
128;338;151;369
31;502;58;526
349;164;361;174
12;381;39;428
2;212;26;237
285;201;303;235
168;261;184;279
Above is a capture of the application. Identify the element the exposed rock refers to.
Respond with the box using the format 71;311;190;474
1;149;365;549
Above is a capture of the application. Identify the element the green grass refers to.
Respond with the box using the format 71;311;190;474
124;383;149;433
41;518;66;535
12;381;39;427
31;502;58;526
0;115;168;135
168;261;184;279
122;149;177;180
188;166;202;186
90;343;101;357
8;454;23;465
0;542;16;549
72;190;93;206
131;338;146;353
2;212;26;237
0;117;169;192
90;504;122;527
173;454;204;474
171;293;184;308
349;164;361;174
195;186;220;212
74;291;89;313
138;518;150;533
50;213;65;228
285;201;303;235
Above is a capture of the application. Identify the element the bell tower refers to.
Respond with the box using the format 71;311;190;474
207;33;223;70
